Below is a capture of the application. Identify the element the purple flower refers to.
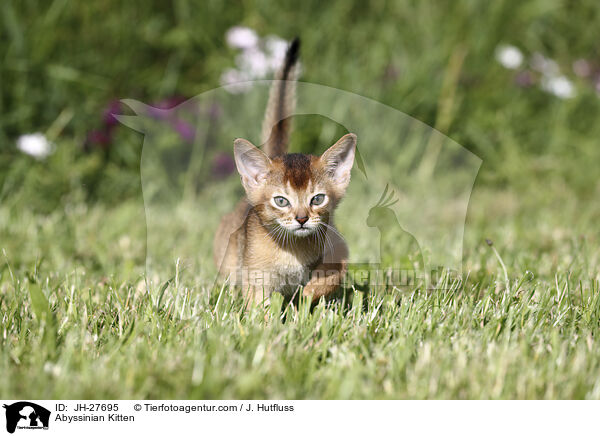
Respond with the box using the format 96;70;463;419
146;106;169;120
514;70;535;88
172;119;195;143
594;75;600;94
383;64;400;82
208;102;223;120
573;59;592;78
212;152;236;179
156;96;187;110
103;100;122;130
147;96;189;120
85;129;112;149
146;106;170;120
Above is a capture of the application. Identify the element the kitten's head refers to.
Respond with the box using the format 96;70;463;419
233;133;356;238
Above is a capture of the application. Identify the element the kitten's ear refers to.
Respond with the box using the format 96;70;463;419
321;133;357;189
233;138;271;189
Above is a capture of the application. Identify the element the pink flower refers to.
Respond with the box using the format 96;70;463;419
172;119;195;143
212;152;236;179
103;100;122;129
514;70;535;88
85;129;111;149
573;59;592;78
147;96;188;119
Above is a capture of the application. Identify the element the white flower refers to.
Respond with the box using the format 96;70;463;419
236;47;271;79
530;52;559;76
226;26;259;50
264;35;288;69
541;75;576;99
43;362;61;377
495;45;523;70
220;68;253;94
17;133;54;159
221;27;295;94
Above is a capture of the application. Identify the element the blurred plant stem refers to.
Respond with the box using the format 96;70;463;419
418;45;468;180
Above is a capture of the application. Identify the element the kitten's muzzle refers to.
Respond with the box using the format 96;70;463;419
295;216;309;226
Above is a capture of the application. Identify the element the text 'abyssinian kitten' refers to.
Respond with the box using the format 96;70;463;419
213;38;356;305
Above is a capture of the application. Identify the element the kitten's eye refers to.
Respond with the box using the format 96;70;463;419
311;194;326;206
273;196;290;207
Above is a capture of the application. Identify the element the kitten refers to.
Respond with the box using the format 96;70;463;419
213;38;357;304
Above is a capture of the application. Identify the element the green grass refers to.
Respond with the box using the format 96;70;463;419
3;268;600;399
3;0;600;399
2;181;600;399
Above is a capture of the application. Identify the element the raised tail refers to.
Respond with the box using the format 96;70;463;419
261;37;300;158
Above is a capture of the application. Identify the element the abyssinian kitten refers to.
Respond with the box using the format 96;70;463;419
213;38;357;304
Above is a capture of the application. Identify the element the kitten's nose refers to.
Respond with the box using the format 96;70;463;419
295;216;309;226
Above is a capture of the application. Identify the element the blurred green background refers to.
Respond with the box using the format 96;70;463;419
3;0;600;205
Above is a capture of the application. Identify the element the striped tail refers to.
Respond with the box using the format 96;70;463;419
261;37;300;158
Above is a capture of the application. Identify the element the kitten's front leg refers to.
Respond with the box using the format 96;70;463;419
302;260;348;303
303;226;349;303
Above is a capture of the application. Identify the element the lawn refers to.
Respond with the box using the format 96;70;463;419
2;0;600;399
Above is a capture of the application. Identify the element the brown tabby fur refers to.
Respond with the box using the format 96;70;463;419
213;38;356;304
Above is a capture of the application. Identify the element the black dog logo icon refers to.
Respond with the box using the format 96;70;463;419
3;402;50;433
